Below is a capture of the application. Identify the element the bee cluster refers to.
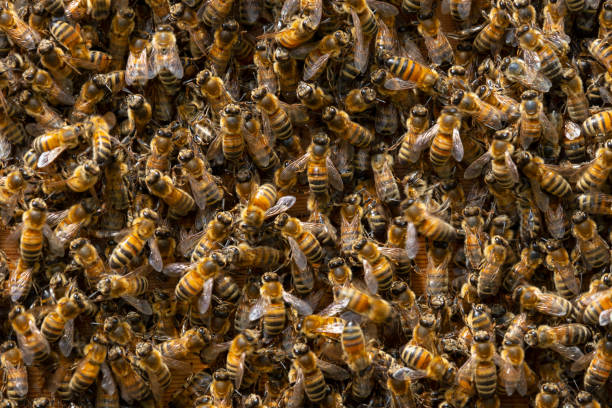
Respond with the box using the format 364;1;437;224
3;0;612;406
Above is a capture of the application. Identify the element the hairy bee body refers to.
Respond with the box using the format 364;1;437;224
69;336;107;394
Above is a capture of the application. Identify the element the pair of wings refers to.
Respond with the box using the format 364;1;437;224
280;152;344;191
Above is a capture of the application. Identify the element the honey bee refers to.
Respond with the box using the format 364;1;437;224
41;290;85;357
272;46;298;102
242;112;280;172
249;272;312;337
541;239;580;298
524;324;591;360
169;370;212;408
403;198;457;254
195;69;233;118
108;208;158;271
516;26;563;82
517;90;557;150
417;11;453;66
96;269;152;315
0;2;40;51
107;346;151;404
571;211;610;271
515;151;572;208
262;14;317;49
572;333;612;392
397;105;430;164
334;286;394;323
22;67;75;107
145;170;195;219
503;243;542;291
291;343;329;404
159;327;211;361
297;81;333;111
18;90;65;130
8;305;50;366
225;330;259;388
134;342;176;402
209;20;238;76
501;57;551;93
251;87;302;154
275;213;324;270
241;183;295;230
107;7;135;68
322;106;374;148
513;284;576;318
341;321;373;399
68;335;109;395
0;341;27;402
399;343;456;383
149;25;183;94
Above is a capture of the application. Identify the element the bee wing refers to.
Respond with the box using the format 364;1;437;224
303;52;332;81
37;146;68;168
463;152;492;180
206;134;224;166
264;196;296;218
544;205;566;240
161;354;192;370
422;33;450;66
326;157;344;191
317;358;351;380
499;362;519;396
58;318;74;357
405;222;418;260
535;293;568;316
42;224;65;257
368;0;398;16
564;120;581;140
373;156;396;200
351;9;368;73
249;297;267;321
363;258;379;295
100;362;116;395
147;237;163;273
540;112;559;144
2;357;27;397
531;182;550;212
9;264;31;303
571;351;594;372
150;46;184;79
452;127;464;162
392;366;428;381
319;297;350;316
125;50;150;86
15;333;34;365
599;308;612;326
288;369;305;407
316;320;346;334
383;77;419;90
287;236;308;271
187;175;208;210
550;343;584;361
281;153;310;181
454;0;472;19
283;291;313;315
414;123;439;154
197;277;214;315
162;262;191;277
177;230;207;257
505;151;519;183
46;209;70;228
121;295;153;315
235;350;246;389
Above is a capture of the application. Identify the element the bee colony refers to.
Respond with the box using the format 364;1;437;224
2;0;612;406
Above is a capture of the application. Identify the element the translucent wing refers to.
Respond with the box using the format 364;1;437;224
147;237;163;273
550;344;584;361
100;362;116;395
414;124;439;153
315;321;346;334
565;120;581;140
373;157;396;201
392;366;428;380
188;176;208;210
454;0;472;19
249;297;266;321
464;152;492;179
122;295;153;315
46;209;69;228
317;358;351;380
363;258;378;294
280;153;310;180
281;0;300;22
599;308;612;326
405;222;418;259
500;363;519;396
452;127;464;161
505;151;519;182
150;46;184;79
423;33;449;66
264;196;296;218
540;112;559;144
162;262;192;277
288;236;308;271
43;224;65;257
177;230;206;256
125;49;149;86
571;351;594;372
367;0;399;16
303;53;331;81
319;297;350;316
351;9;368;73
59;319;74;357
9;265;31;302
37;146;68;168
197;277;214;314
283;291;313;315
545;205;566;240
535;293;568;316
1;357;27;397
531;182;550;212
383;77;418;90
474;101;505;130
326;157;344;191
